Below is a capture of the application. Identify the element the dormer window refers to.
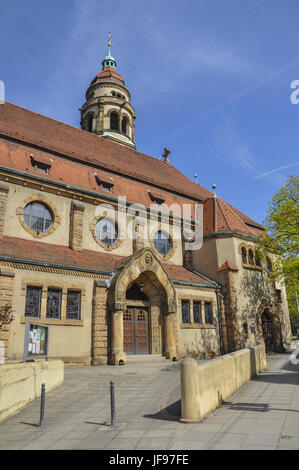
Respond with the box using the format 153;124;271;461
148;189;165;206
94;173;114;193
30;154;51;174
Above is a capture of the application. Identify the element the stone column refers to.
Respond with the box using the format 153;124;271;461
91;280;108;365
0;269;15;361
69;202;85;251
111;305;127;365
164;313;177;360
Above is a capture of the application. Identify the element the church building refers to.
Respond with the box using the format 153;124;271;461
0;39;292;365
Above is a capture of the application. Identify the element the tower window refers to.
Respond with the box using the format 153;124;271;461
248;249;254;265
87;114;93;132
122;116;127;134
241;247;247;264
110;112;119;131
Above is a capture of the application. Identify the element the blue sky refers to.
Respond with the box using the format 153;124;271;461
0;0;298;224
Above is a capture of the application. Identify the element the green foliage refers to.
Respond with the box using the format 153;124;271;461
257;175;299;320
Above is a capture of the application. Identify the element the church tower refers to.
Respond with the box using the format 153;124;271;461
80;32;136;148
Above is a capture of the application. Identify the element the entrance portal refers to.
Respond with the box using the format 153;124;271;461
261;310;274;353
124;307;149;355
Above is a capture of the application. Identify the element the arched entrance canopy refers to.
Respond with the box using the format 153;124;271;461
111;248;177;313
109;248;177;365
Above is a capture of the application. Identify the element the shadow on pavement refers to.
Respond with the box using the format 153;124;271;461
144;399;181;422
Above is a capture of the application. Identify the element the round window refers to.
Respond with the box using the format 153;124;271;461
95;218;118;245
23;202;53;233
153;230;172;256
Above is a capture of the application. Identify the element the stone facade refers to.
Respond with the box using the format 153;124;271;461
0;44;292;366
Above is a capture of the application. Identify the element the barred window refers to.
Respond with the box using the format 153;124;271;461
181;300;191;324
25;286;42;317
204;302;213;324
46;289;62;319
66;290;81;320
193;301;202;324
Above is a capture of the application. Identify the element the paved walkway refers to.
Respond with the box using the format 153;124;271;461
0;348;299;450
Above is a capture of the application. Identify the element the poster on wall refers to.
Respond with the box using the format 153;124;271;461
23;322;49;362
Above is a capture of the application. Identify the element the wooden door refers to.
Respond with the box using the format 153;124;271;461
262;313;273;353
123;307;149;355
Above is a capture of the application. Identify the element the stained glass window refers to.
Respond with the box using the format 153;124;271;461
46;289;62;319
153;231;172;256
204;302;213;324
193;301;202;324
25;286;42;317
182;300;191;324
66;290;81;320
95;218;118;245
24;202;53;233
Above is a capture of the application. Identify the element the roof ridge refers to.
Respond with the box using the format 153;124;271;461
219;198;255;234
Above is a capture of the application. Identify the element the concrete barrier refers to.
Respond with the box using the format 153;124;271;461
0;360;64;422
181;344;266;423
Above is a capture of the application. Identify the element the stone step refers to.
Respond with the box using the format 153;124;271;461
126;354;166;362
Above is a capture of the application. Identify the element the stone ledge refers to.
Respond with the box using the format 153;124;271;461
0;360;64;422
20;317;84;326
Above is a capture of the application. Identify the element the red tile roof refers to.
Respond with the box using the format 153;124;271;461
0;102;211;202
0;236;214;286
217;261;239;272
0;102;263;234
203;197;264;237
90;67;125;86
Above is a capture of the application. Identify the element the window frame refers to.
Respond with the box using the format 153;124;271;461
181;300;191;324
25;285;42;318
66;290;81;321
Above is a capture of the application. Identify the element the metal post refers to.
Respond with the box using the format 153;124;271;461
39;383;46;427
110;380;116;426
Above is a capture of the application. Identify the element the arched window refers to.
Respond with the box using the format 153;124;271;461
87;114;93;132
121;116;127;134
248;249;254;265
241;247;247;264
110;112;119;131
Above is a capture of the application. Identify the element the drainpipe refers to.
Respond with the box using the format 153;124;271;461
216;288;224;355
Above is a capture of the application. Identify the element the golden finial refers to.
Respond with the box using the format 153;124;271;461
108;31;112;48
